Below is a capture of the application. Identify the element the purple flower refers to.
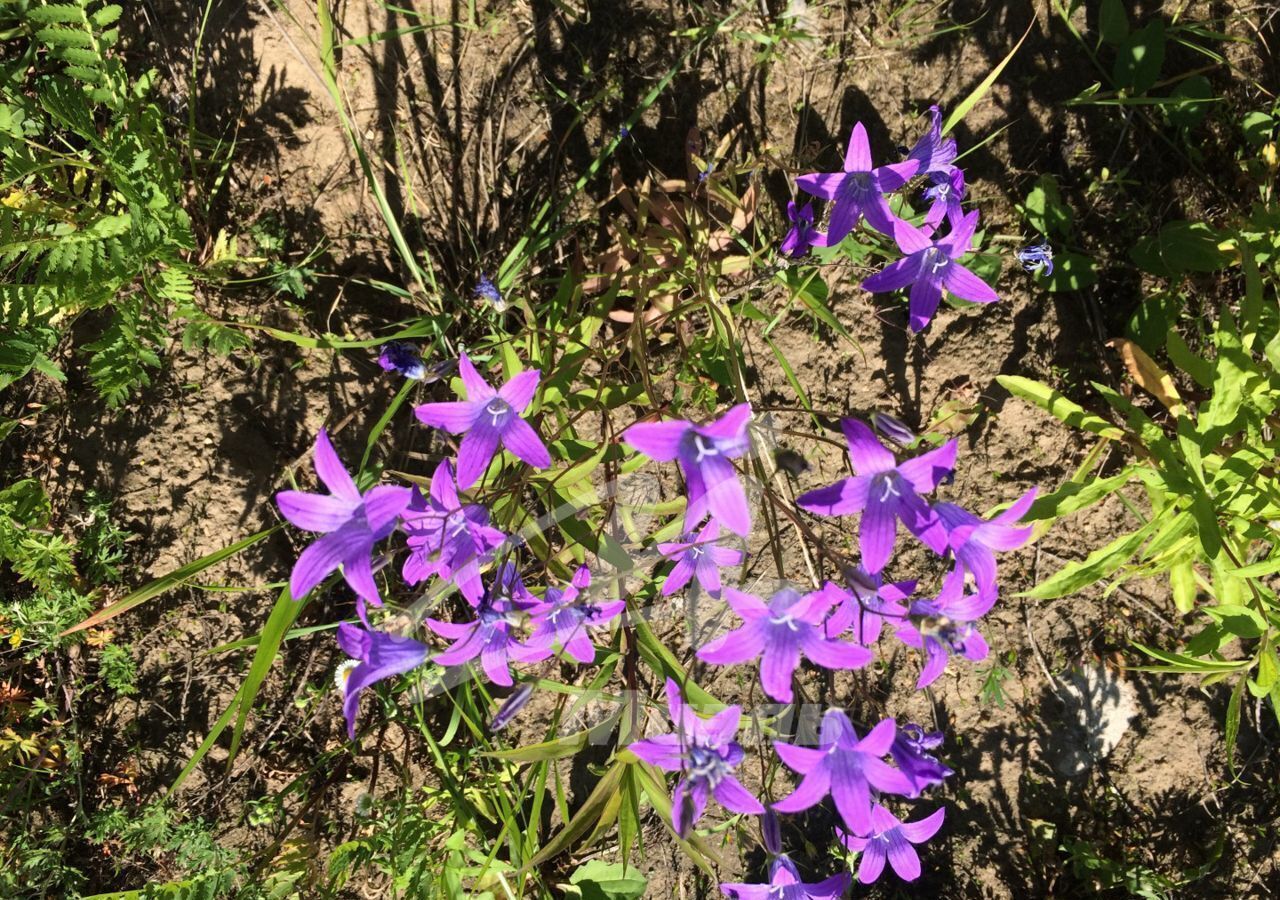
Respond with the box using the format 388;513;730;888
414;352;551;490
906;105;957;180
1017;242;1055;275
377;341;427;379
820;567;915;646
275;429;412;606
474;273;506;311
871;411;917;447
894;567;996;689
795;122;918;243
861;210;998;333
922;169;966;229
889;723;953;797
657;519;745;597
720;856;850;900
934;487;1036;598
336;621;429;740
780;201;823;258
490;683;535;731
796;419;955;574
515;566;625;664
771;711;916;835
427;563;537;687
400;460;506;604
623;404;753;536
839;803;946;884
628;678;764;836
697;587;873;703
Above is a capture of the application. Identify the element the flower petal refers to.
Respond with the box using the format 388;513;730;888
862;255;923;294
943;261;999;304
840;419;896;475
795;171;846;201
276;490;356;533
698;454;751;536
457;352;497;401
857;841;888;884
886;832;922;881
623;419;689;461
844;122;872;173
896;440;958;494
290;522;367;600
859;493;897;573
500;415;552;469
497;368;541;412
415;400;479;433
697;625;762;666
797;475;870;517
770;766;831;813
901;806;946;843
907;276;944;332
313;429;360;502
455;419;502;489
803;634;874;671
713;776;765;815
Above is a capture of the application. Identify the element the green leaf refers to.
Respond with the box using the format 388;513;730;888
1036;251;1097;292
1023;515;1163;599
997;375;1127;441
60;527;280;636
1021;175;1073;238
486;729;591;763
942;20;1034;134
1203;604;1265;639
1099;0;1129;44
1225;674;1244;766
1024;467;1134;521
1241;111;1274;146
1131;221;1232;276
1170;558;1198;613
1130;642;1251;672
567;860;647;900
520;761;625;872
1113;20;1165;95
227;585;304;763
1166;75;1214;129
1165;328;1213;387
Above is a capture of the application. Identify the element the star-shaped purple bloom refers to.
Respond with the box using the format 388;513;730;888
275;429;412;606
427;563;537;687
514;566;625;665
719;856;850;900
377;341;427;380
414;352;551;490
657;518;745;597
935;487;1037;598
796;419;956;574
889;722;953;797
628;678;764;836
336;621;429;740
697;587;872;703
401;460;506;604
922;168;966;229
839;803;946;884
905;105;957;181
623;404;753;536
819;567;916;646
780;200;824;258
771;712;915;836
862;210;999;333
795;122;918;243
895;567;996;689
